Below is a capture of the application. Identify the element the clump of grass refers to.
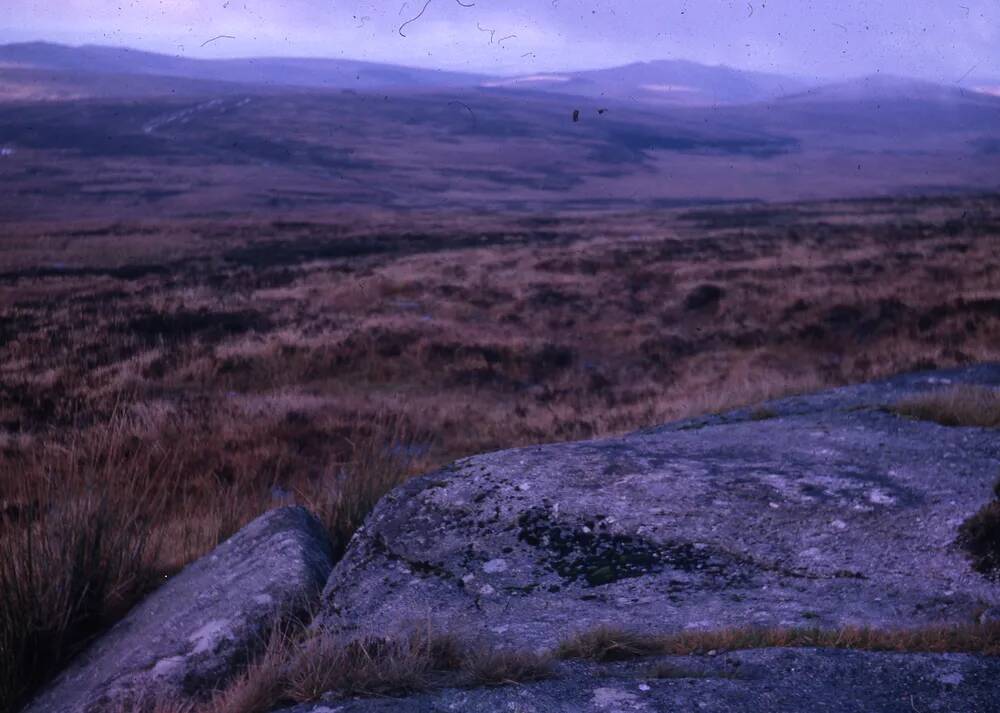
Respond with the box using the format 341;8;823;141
559;623;1000;661
0;421;174;712
205;626;298;713
557;626;664;662
892;385;1000;428
303;414;425;557
285;630;462;701
461;649;554;687
285;629;553;701
140;627;553;713
0;409;424;713
122;618;1000;713
165;627;550;713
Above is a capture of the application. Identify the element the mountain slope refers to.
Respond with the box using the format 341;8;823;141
484;59;812;105
0;41;486;91
760;74;1000;145
0;42;810;105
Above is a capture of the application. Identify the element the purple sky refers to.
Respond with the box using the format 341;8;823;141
2;1;997;82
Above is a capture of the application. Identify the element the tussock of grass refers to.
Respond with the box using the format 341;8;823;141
304;416;426;558
285;630;463;701
205;626;298;713
461;649;554;687
0;412;420;713
893;385;1000;428
285;629;553;702
557;626;666;662
143;628;554;713
141;621;1000;713
0;422;171;711
559;623;1000;661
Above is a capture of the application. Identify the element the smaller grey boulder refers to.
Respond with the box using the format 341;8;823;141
25;506;334;713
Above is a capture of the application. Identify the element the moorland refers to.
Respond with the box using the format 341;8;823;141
1;41;1000;712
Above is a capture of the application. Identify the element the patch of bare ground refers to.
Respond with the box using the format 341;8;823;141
1;194;999;710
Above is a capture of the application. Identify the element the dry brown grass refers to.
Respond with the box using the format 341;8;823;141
2;196;999;710
556;626;666;662
203;627;297;713
156;627;552;713
0;410;421;713
559;622;1000;661
135;620;1000;713
284;631;459;701
893;385;1000;428
0;420;173;710
460;649;555;687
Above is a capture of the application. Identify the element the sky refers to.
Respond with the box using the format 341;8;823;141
2;0;998;82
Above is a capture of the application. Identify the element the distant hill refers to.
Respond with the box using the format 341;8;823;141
6;42;1000;111
778;74;994;104
0;42;811;105
758;74;1000;148
484;59;811;105
0;41;486;91
1;42;999;218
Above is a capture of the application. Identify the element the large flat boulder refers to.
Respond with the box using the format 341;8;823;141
282;648;1000;712
315;365;1000;648
25;506;334;713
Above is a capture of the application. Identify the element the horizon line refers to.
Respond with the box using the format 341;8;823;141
3;38;1000;89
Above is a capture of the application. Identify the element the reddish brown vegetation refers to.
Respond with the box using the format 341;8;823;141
1;194;999;710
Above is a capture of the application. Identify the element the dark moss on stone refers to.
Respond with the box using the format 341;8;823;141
516;507;746;588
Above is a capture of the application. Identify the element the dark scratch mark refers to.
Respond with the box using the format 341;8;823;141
956;63;979;84
448;100;477;127
959;5;971;16
477;22;497;44
746;2;753;18
201;35;235;47
572;109;580;122
455;0;475;6
399;0;432;37
498;34;517;46
521;52;536;58
832;22;848;32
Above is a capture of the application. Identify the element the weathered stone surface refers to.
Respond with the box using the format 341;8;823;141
315;365;1000;648
281;648;1000;712
25;507;333;713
